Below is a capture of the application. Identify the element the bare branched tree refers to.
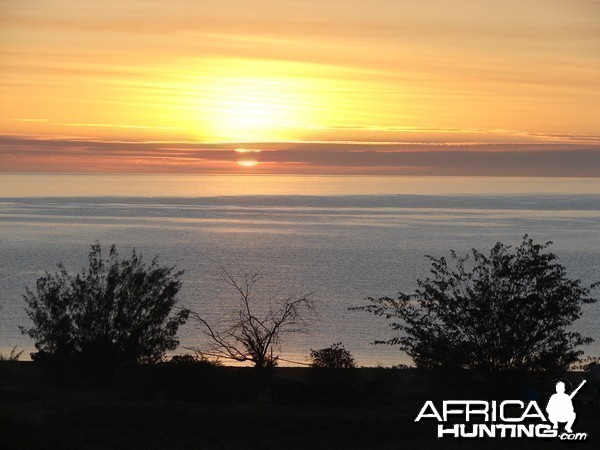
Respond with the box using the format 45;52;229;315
187;268;316;368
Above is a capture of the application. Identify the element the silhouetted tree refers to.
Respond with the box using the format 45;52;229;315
20;243;188;384
310;342;356;369
353;236;597;372
188;268;315;369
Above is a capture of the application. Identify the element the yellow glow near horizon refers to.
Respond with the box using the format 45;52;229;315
235;148;262;153
185;58;356;142
197;68;308;142
1;1;599;174
237;160;258;167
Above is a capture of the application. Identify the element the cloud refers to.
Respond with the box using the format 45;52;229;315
6;118;181;131
1;135;599;176
309;125;600;145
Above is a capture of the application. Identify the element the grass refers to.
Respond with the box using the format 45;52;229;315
0;361;598;449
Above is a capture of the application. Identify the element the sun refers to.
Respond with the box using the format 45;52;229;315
208;79;298;141
190;59;322;142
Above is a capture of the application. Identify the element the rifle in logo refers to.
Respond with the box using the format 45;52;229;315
546;380;586;433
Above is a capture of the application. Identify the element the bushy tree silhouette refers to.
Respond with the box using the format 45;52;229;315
353;236;597;372
21;243;188;384
310;342;356;369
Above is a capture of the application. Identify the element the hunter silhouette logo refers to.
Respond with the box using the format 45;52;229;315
414;379;588;440
546;380;586;433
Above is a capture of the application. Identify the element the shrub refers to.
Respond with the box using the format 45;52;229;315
20;243;188;385
353;236;597;372
310;343;356;369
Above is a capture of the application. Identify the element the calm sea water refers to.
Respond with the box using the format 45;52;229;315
1;175;599;366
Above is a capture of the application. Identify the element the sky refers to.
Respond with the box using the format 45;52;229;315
1;0;599;175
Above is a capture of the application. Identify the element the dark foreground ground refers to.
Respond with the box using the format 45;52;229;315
0;361;598;450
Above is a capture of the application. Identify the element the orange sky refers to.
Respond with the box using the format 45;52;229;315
1;0;599;175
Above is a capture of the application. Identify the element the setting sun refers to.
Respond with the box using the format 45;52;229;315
0;0;598;176
192;60;324;142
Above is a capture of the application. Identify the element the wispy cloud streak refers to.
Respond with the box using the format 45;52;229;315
1;135;599;176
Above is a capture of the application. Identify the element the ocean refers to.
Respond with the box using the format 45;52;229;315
1;174;599;366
